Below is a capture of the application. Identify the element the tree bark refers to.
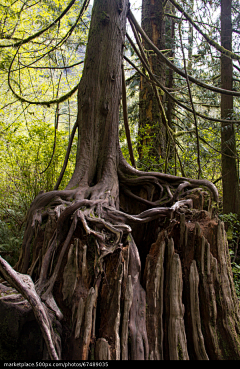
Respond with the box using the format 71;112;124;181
138;0;168;167
221;0;240;214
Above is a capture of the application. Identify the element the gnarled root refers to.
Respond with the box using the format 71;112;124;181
118;150;219;204
0;164;226;360
0;256;61;360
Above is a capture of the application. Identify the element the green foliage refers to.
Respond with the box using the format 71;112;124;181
219;213;240;248
231;261;240;299
0;117;78;265
0;213;23;266
219;213;240;298
0;0;89;264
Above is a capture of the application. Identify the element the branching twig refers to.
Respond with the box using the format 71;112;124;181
8;47;79;106
128;10;240;97
167;0;240;62
40;73;62;174
124;46;240;125
0;0;89;49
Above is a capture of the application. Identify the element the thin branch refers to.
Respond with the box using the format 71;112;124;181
6;0;89;106
121;65;136;168
123;53;240;125
0;256;59;360
233;63;240;73
17;60;84;71
0;0;88;49
54;120;78;190
8;2;88;74
40;74;63;174
167;0;240;62
128;10;240;97
8;47;79;106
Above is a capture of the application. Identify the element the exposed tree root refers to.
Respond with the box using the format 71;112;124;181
118;150;219;203
0;256;60;360
2;163;240;361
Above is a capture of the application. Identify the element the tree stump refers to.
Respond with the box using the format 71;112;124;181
1;203;240;360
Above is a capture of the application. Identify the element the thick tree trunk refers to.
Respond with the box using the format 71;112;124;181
66;0;129;203
1;0;240;361
221;0;240;214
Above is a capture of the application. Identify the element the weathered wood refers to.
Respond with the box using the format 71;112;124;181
128;236;149;360
95;338;111;360
98;253;123;360
121;275;133;360
82;287;97;360
166;238;189;360
0;256;60;360
74;298;85;339
145;232;165;360
3;205;240;360
215;221;240;357
194;223;222;359
62;241;79;304
189;260;209;359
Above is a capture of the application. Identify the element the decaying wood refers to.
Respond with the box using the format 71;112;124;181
166;238;189;360
145;232;165;360
121;275;133;360
2;188;240;360
128;236;149;360
95;338;111;360
189;260;209;360
0;256;60;360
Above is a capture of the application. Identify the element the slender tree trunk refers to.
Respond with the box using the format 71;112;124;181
138;0;167;167
221;0;240;214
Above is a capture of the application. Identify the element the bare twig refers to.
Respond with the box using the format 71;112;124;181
124;46;240;125
128;10;240;97
0;0;89;49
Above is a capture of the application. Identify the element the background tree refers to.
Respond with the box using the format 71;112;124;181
221;0;240;214
138;0;175;171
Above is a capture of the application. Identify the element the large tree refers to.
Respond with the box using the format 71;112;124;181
1;0;240;361
138;0;175;171
138;0;167;166
221;0;240;214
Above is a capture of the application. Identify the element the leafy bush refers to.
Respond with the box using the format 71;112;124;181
219;212;240;298
0;119;77;266
0;209;24;266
